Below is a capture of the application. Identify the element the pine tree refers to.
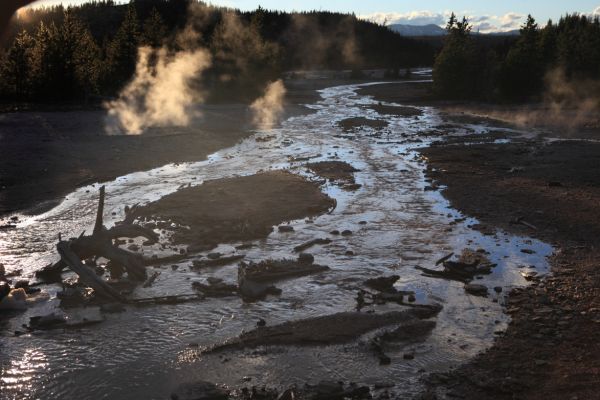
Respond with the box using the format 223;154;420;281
433;14;479;99
29;21;62;99
141;7;167;47
499;15;543;100
1;30;34;98
106;4;140;91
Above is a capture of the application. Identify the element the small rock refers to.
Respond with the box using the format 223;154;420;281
407;294;416;302
278;225;294;232
494;286;503;293
257;318;266;327
207;252;222;260
365;275;399;293
379;355;391;365
403;353;415;360
298;253;314;265
206;277;223;285
330;230;340;235
345;250;355;256
341;230;353;236
465;283;488;297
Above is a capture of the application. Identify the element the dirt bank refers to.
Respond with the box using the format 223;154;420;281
419;138;600;399
134;170;335;249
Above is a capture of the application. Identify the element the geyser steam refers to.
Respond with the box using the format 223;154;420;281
251;79;286;129
105;46;211;135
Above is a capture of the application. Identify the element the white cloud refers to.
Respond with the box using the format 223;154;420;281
593;6;600;16
359;10;525;33
360;10;449;27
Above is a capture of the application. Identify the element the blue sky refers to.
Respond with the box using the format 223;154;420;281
34;0;600;32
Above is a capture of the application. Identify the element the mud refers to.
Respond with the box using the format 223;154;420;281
0;76;562;400
134;171;335;248
420;138;600;400
306;161;359;184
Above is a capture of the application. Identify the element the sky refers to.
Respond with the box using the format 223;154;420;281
34;0;600;33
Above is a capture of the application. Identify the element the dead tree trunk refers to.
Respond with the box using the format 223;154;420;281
38;186;158;285
57;241;124;302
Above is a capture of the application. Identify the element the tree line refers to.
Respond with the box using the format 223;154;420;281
0;0;434;103
434;13;600;102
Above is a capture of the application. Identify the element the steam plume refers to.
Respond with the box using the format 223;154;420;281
250;79;286;129
105;46;211;135
449;68;600;134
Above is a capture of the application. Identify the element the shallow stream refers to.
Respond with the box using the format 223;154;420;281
0;74;552;399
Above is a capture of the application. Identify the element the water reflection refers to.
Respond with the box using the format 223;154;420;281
0;75;552;399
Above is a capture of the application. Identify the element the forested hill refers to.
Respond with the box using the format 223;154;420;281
0;0;434;103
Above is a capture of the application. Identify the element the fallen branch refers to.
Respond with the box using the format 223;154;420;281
57;241;124;302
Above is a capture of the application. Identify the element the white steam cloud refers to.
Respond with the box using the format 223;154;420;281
105;6;287;135
105;46;211;135
250;79;286;129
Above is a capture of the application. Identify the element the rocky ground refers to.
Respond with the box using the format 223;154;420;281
360;81;600;399
418;139;600;400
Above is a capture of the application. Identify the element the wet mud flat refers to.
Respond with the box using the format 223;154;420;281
420;138;600;399
133;171;335;248
0;77;559;400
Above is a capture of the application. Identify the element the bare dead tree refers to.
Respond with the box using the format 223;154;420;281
37;186;159;300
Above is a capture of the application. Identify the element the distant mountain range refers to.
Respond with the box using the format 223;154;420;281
388;24;447;36
388;23;520;37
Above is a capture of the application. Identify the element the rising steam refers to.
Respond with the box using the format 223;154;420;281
105;46;211;135
250;79;286;129
448;68;600;134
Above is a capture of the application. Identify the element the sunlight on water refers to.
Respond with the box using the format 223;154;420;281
0;73;553;399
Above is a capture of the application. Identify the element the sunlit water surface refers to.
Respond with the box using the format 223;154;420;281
0;74;552;399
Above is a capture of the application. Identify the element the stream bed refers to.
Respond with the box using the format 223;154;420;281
0;75;552;399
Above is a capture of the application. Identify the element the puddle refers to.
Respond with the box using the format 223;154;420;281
0;72;552;399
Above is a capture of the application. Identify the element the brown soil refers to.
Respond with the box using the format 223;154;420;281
419;138;600;400
135;171;335;249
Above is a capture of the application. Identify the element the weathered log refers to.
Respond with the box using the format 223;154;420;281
57;241;124;302
293;238;332;253
239;259;329;283
41;186;150;283
207;305;441;353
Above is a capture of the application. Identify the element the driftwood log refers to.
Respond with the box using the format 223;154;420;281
37;186;160;300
